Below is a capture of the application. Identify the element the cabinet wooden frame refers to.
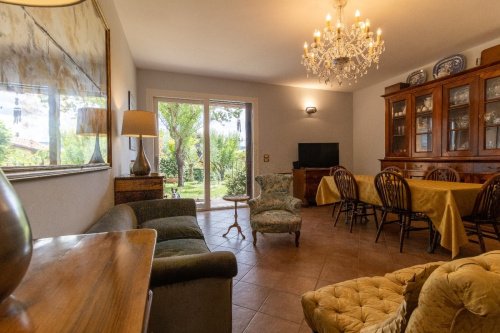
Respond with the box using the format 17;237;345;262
382;61;500;183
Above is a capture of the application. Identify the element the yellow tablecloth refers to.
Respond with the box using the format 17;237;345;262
316;175;482;258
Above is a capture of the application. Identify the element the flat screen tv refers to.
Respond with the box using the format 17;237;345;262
298;143;339;168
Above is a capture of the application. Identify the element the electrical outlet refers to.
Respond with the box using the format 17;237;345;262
263;154;270;162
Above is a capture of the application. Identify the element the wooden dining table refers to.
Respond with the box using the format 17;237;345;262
316;175;483;258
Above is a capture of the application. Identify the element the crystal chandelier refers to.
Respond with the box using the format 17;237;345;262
301;0;385;86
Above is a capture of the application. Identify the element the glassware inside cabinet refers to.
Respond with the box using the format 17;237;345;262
391;100;407;154
486;76;500;101
415;94;433;152
484;97;500;149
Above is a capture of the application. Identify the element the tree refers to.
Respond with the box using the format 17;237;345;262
0;121;11;164
158;103;202;186
210;131;240;182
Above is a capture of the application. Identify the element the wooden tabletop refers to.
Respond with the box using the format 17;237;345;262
0;229;156;333
223;195;250;202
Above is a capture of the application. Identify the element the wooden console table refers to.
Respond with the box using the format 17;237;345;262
292;168;331;206
115;174;165;204
0;230;156;333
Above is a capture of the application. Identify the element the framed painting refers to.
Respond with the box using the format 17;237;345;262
0;0;111;180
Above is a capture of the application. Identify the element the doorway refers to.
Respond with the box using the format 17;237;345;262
155;97;252;210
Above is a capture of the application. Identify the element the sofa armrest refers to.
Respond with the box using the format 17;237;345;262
150;251;237;287
127;198;197;224
86;204;138;233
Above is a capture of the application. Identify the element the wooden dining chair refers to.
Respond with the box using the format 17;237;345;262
332;169;378;233
329;165;346;218
382;166;404;177
374;171;433;252
461;173;500;253
424;167;461;182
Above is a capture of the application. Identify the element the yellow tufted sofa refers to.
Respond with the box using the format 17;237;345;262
302;251;500;333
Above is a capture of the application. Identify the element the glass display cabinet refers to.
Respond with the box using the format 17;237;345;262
442;77;478;157
386;95;410;157
382;61;500;183
412;87;441;157
479;72;500;155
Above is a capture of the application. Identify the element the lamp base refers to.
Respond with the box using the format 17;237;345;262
88;133;105;164
131;136;151;176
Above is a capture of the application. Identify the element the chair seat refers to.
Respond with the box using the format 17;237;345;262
250;210;302;233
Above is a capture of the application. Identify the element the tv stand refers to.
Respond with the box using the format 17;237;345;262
292;168;331;206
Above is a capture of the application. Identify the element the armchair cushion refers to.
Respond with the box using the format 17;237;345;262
250;210;301;233
140;215;204;241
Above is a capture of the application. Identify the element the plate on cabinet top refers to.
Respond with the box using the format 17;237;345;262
433;54;466;79
406;70;427;86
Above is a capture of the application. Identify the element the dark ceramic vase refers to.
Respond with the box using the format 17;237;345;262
0;169;32;304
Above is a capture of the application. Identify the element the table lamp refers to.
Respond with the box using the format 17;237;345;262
76;107;107;164
121;110;158;176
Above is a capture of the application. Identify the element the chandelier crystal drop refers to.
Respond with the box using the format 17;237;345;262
301;0;385;86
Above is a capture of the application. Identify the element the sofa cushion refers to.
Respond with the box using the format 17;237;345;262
302;276;405;333
141;216;204;241
155;238;210;258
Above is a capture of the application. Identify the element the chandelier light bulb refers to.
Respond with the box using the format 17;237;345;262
300;0;385;85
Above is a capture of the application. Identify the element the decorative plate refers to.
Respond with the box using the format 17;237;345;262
406;70;427;86
433;54;466;79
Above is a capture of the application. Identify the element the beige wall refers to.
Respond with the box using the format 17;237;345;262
353;37;500;176
11;0;136;238
137;70;353;177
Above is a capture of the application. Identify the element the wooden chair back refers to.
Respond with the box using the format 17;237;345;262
329;165;346;176
374;171;412;213
471;173;500;221
424;167;461;182
333;169;359;201
382;166;404;177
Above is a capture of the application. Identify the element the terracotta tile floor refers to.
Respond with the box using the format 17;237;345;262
197;205;500;333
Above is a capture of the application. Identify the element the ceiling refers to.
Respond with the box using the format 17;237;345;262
113;0;500;92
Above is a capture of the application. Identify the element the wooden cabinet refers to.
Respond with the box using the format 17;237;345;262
382;61;500;183
293;168;330;206
115;174;165;204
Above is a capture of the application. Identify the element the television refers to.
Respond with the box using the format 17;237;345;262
298;143;339;168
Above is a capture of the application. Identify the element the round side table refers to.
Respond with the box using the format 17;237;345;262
222;195;250;239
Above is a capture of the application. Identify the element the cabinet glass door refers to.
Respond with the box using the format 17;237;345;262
447;85;471;152
414;94;433;153
390;99;408;155
483;76;500;150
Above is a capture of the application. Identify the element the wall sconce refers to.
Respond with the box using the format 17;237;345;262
305;107;317;115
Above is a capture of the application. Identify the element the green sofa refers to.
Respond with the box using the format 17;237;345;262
86;198;237;333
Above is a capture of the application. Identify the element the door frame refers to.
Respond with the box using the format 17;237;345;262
147;88;259;210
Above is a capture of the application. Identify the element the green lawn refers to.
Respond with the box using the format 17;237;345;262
164;181;227;200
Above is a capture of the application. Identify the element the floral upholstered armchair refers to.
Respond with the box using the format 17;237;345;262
248;174;302;246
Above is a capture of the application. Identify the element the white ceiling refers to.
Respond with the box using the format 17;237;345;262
113;0;500;92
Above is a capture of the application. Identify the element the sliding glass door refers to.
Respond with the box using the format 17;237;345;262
155;97;252;210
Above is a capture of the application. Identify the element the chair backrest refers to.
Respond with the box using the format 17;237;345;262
424;167;461;182
332;168;359;201
255;174;292;196
471;173;500;221
329;165;346;176
382;165;404;176
374;171;412;212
